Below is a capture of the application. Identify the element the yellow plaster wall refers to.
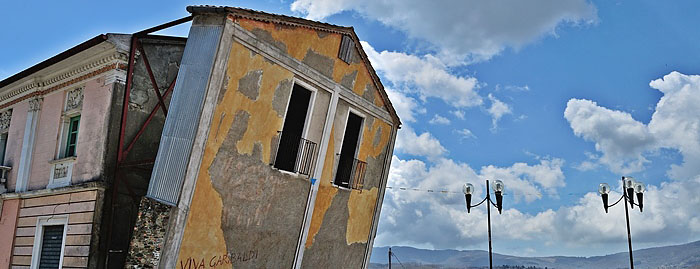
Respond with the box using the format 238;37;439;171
238;19;386;108
176;40;294;264
237;17;397;248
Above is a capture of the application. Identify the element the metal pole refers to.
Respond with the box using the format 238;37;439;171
486;180;493;269
388;247;392;269
622;177;634;269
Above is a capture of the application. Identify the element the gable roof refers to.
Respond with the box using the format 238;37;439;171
187;6;401;127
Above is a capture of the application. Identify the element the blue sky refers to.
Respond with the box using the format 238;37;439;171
3;0;700;258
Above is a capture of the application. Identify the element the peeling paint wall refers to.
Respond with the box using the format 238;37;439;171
176;40;317;269
174;16;396;268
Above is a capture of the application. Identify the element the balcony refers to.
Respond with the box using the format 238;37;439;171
334;155;367;191
48;157;76;189
272;132;318;178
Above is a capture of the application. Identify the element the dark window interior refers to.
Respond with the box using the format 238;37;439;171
334;111;363;187
0;133;7;165
274;84;312;172
39;225;64;269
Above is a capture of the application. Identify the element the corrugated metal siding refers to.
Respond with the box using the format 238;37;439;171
147;25;223;206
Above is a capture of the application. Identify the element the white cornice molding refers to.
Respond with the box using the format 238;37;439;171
0;51;128;106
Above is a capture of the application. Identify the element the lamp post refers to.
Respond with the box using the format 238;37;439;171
463;180;504;269
598;176;645;269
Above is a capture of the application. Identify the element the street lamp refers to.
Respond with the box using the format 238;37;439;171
463;180;504;269
598;176;645;269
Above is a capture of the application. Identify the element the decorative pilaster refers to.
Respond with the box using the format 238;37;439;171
28;97;43;111
0;109;11;132
16;96;43;192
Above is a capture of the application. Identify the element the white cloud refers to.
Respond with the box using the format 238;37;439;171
564;72;700;178
395;127;448;160
385;87;425;122
429;114;451;125
564;99;655;174
487;93;512;131
455;128;476;140
363;41;482;108
377;155;700;255
450;110;465;120
480;157;566;201
647;72;700;179
292;0;597;62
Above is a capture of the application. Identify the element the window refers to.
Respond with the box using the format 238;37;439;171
273;84;318;176
0;108;11;165
334;110;366;189
0;133;7;165
64;115;80;158
31;216;68;269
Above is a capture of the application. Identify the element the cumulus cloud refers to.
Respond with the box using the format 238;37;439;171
565;72;700;178
395;127;448;160
385;87;425;123
429;114;451;125
647;72;700;179
363;41;482;108
376;155;700;254
480;158;566;201
292;0;597;62
487;93;512;131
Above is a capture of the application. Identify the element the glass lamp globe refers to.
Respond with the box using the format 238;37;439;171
493;180;505;192
598;183;611;195
634;181;645;193
463;183;474;195
624;177;636;189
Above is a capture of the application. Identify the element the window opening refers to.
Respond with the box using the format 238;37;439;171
38;225;64;269
64;115;80;158
0;133;7;165
274;84;314;173
334;111;364;188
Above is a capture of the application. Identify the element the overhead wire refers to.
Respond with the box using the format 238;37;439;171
385;186;591;197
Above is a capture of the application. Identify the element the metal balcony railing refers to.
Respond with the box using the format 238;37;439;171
334;154;367;191
271;132;318;178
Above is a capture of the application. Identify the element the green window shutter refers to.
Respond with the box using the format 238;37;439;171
65;115;80;157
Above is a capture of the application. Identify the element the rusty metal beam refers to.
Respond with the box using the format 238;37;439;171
134;16;193;37
135;40;168;117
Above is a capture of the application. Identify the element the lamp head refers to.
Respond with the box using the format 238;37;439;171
634;181;645;194
598;183;611;195
493;180;505;193
624;176;636;189
463;183;474;195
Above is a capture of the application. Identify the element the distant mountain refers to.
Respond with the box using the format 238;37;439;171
370;240;700;268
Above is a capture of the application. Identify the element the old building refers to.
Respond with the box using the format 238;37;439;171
0;32;187;268
0;5;400;269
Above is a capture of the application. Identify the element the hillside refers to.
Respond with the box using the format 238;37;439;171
370;240;700;268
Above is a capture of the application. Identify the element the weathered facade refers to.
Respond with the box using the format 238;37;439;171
0;6;400;269
0;32;186;268
142;6;400;269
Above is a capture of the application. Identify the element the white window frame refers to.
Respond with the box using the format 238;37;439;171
31;215;68;269
273;79;318;176
332;106;365;189
48;88;82;189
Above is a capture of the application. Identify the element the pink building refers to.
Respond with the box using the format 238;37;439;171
0;33;186;268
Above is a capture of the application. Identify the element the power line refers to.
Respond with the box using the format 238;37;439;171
385;186;590;197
